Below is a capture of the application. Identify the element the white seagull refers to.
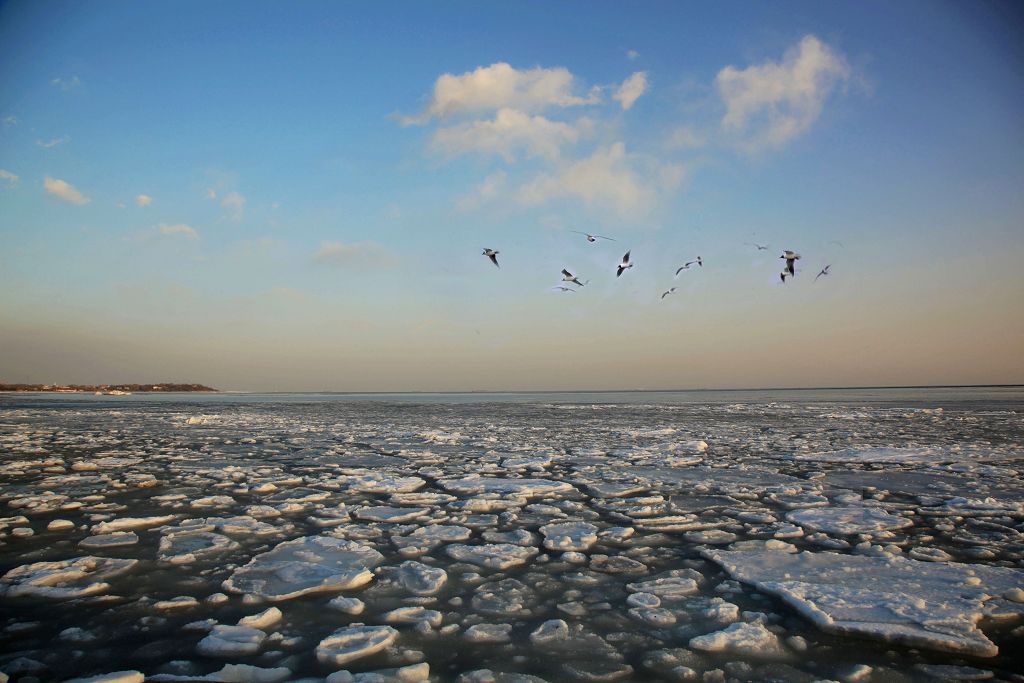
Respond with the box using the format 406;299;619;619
482;248;500;268
561;269;586;287
551;286;576;293
815;265;831;282
661;287;677;299
616;250;633;277
780;250;800;276
570;230;616;242
675;256;703;275
745;242;769;251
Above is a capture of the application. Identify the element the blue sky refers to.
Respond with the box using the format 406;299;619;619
1;1;1022;390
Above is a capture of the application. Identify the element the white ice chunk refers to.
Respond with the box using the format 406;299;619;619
196;624;266;657
438;476;575;498
704;548;1024;657
689;622;789;659
91;515;176;534
223;536;383;601
0;557;137;599
315;624;399;666
786;507;913;535
445;543;539;570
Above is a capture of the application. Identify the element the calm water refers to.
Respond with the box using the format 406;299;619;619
4;385;1024;408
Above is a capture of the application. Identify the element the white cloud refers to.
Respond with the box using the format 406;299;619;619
135;194;153;207
0;169;19;187
43;176;89;205
2;115;17;127
402;62;598;124
431;108;588;162
627;50;640;61
221;191;246;221
456;171;508;212
51;76;82;91
518;143;684;216
667;126;706;149
36;136;70;149
158;223;198;239
613;72;648;110
313;240;396;268
716;35;849;150
205;188;217;200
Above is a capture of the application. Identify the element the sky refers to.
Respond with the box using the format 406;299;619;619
1;1;1023;392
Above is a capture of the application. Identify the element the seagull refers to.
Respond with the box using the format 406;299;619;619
570;230;616;242
780;271;791;283
745;242;769;251
829;240;844;248
780;250;800;276
675;256;702;275
561;269;586;287
661;287;677;299
551;286;576;293
814;265;831;282
616;250;633;277
482;248;500;268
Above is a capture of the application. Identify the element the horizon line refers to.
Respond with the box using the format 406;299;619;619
212;383;1024;394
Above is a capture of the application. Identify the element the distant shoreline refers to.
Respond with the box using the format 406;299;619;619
0;383;217;393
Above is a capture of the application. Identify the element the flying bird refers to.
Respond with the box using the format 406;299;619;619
570;230;616;242
482;248;500;268
661;287;677;299
561;269;586;287
745;242;769;251
551;286;576;293
780;271;791;283
780;250;800;276
675;256;703;275
616;251;633;277
815;265;831;282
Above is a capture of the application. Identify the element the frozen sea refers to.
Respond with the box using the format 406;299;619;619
1;387;1022;682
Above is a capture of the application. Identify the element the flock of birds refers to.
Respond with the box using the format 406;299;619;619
482;232;833;298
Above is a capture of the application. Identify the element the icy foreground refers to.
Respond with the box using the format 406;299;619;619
0;394;1023;682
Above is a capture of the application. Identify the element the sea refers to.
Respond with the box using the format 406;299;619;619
1;386;1022;681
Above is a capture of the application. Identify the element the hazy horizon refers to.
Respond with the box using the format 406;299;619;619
2;1;1023;392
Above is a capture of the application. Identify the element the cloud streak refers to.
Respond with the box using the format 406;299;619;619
613;72;648;110
43;176;89;205
158;223;199;239
0;169;18;187
312;240;396;268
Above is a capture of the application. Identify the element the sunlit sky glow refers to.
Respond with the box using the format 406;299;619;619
1;1;1022;391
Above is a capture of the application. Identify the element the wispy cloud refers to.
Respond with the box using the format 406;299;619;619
36;136;70;149
456;171;508;212
0;169;19;187
400;62;599;124
43;176;89;205
313;240;396;268
2;115;17;127
135;194;153;207
667;126;706;150
51;76;82;91
518;143;685;216
431;108;589;162
613;72;648;110
221;191;246;221
158;223;199;239
716;35;850;151
626;50;640;61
